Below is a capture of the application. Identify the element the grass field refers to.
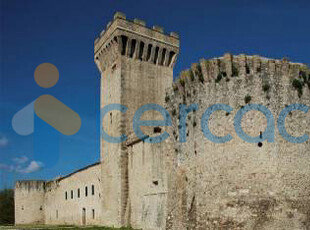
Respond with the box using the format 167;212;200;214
0;225;136;230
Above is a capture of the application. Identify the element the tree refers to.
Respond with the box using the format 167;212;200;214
0;189;14;225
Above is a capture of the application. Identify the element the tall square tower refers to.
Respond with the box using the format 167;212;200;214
94;12;179;227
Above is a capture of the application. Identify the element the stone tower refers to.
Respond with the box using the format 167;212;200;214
94;12;179;227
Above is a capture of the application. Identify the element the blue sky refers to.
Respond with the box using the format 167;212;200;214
1;0;309;189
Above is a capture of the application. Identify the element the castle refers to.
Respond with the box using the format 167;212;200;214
15;12;310;229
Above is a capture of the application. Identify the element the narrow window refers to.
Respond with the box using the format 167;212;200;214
65;191;67;200
160;48;167;65
121;35;128;55
139;42;145;60
168;51;176;66
129;39;136;58
153;46;159;64
56;210;58;219
71;190;73;199
77;188;80;198
92;209;95;219
85;186;88;197
146;44;152;61
92;185;95;195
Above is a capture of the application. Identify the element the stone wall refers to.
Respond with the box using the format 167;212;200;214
126;138;170;230
165;54;310;229
15;163;101;226
15;181;45;225
94;12;179;228
44;163;101;226
15;12;310;230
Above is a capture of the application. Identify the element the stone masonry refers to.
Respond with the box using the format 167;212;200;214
15;12;310;230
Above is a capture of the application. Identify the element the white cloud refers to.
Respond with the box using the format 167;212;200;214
0;160;43;174
0;136;8;147
0;163;10;171
12;156;29;164
18;161;44;174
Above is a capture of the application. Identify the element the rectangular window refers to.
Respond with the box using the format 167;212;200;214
65;191;67;200
85;186;88;197
92;185;95;195
92;209;95;219
56;210;58;219
71;190;73;199
78;188;80;198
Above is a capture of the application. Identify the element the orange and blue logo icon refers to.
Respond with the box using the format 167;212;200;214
12;63;81;136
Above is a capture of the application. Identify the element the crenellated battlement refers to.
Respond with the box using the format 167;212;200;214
172;54;310;98
94;12;179;72
15;180;46;191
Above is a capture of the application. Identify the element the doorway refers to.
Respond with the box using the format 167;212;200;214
82;208;86;225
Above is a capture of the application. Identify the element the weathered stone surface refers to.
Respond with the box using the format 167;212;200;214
166;55;310;230
15;163;101;226
15;12;310;230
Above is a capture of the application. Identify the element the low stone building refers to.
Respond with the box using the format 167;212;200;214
15;12;310;230
15;163;101;225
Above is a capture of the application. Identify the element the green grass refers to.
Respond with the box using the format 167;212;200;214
0;225;136;230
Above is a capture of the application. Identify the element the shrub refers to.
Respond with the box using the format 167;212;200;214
195;64;204;83
189;70;195;81
299;71;307;82
179;78;185;87
292;79;303;97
